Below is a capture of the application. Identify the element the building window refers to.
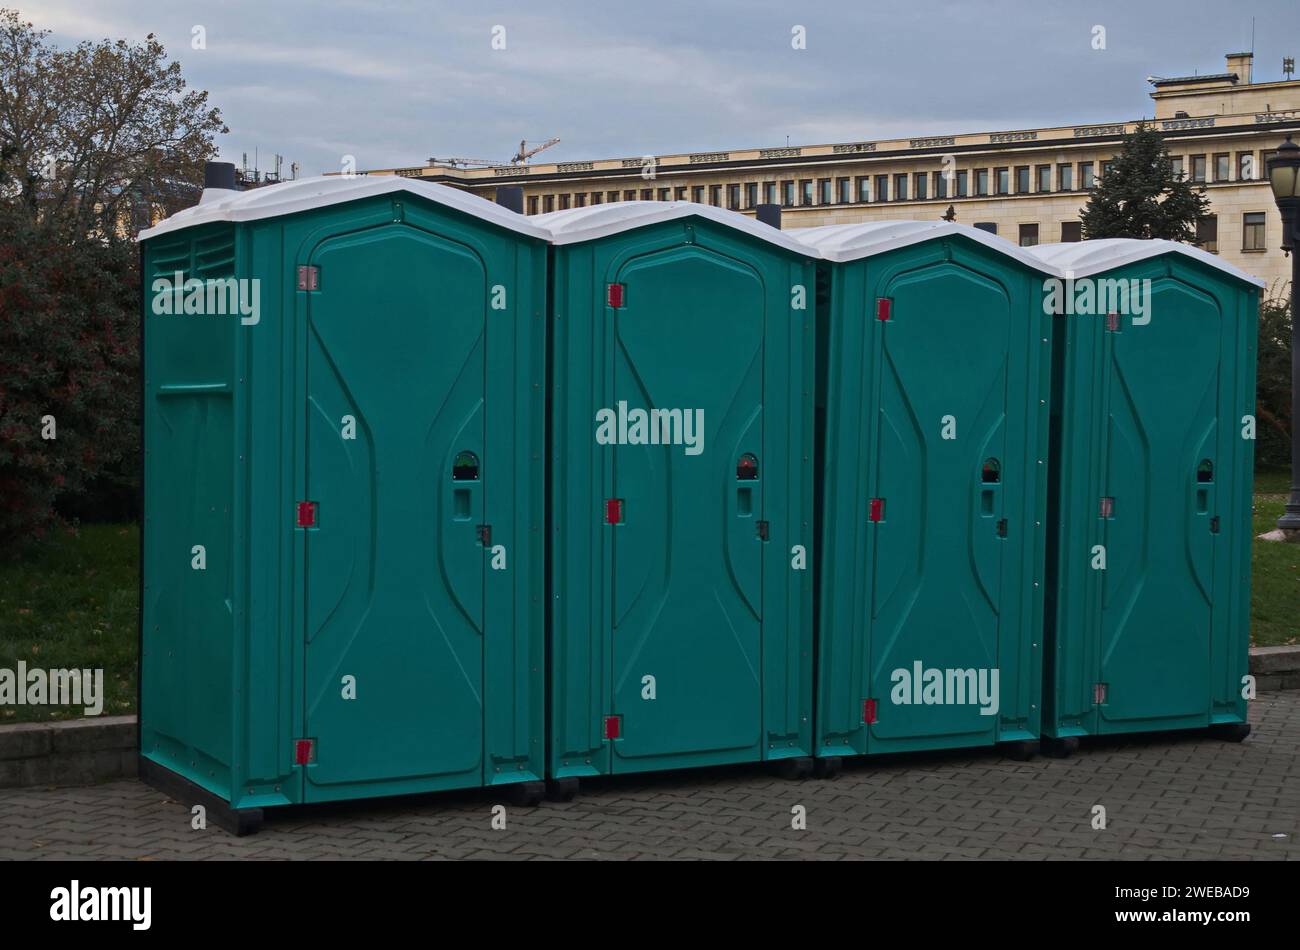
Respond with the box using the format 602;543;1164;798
745;182;758;208
1238;152;1255;181
1197;214;1218;253
764;181;778;205
692;186;704;203
1213;153;1230;182
893;173;907;201
654;188;667;201
934;171;948;199
624;190;636;201
1170;156;1184;180
1018;223;1039;247
819;178;833;204
1101;160;1114;180
640;189;653;201
1079;162;1095;189
709;184;721;206
608;191;620;203
1060;221;1082;242
956;169;969;197
1016;166;1030;194
675;186;688;201
575;193;586;207
591;192;602;205
543;195;555;212
1057;164;1073;191
782;180;795;207
995;168;1010;195
559;194;571;210
801;179;814;205
976;169;989;196
857;176;871;202
875;175;889;202
727;184;741;209
1190;155;1206;183
914;172;928;200
1036;165;1051;192
1242;212;1266;251
838;177;852;203
527;195;538;215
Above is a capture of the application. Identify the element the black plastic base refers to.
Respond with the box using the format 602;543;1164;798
999;739;1039;761
546;777;580;802
1208;722;1252;743
138;756;264;836
506;780;545;806
776;756;815;779
1041;736;1079;759
813;756;843;779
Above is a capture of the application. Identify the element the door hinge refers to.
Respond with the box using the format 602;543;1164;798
756;520;770;541
1092;683;1108;705
1209;515;1220;534
297;265;319;291
876;297;892;321
996;518;1008;538
476;524;492;546
606;283;625;308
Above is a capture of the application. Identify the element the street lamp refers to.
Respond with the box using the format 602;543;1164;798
1266;134;1300;532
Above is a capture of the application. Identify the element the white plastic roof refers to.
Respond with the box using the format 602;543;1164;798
534;201;816;257
138;175;551;242
789;220;1058;273
1024;238;1265;288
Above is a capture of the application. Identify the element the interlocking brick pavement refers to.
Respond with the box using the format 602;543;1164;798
1;692;1297;861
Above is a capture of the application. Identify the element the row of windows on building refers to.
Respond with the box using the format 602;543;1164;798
998;211;1266;252
522;151;1274;216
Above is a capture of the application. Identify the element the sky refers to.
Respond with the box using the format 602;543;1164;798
23;0;1300;177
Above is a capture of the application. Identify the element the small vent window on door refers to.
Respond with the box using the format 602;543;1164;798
453;451;480;481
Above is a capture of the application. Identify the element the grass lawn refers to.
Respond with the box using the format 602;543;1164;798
1252;470;1299;648
0;475;1296;722
0;524;138;722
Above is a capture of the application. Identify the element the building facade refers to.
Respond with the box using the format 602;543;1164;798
359;52;1300;292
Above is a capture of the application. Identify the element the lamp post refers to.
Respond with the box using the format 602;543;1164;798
1267;134;1300;533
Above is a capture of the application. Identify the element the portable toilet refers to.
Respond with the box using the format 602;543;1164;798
138;173;550;832
1025;239;1263;756
539;202;819;795
795;221;1059;772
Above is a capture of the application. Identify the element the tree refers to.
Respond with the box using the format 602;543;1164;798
0;10;225;548
1080;122;1211;242
1256;292;1293;471
0;8;227;236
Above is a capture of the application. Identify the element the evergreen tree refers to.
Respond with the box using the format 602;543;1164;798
1080;122;1211;242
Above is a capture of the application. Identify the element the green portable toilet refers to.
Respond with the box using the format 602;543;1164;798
796;221;1058;772
1025;239;1263;755
138;172;550;832
539;202;819;795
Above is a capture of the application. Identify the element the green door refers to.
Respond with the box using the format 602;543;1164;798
609;247;765;769
302;224;488;797
868;264;1010;747
1098;279;1219;728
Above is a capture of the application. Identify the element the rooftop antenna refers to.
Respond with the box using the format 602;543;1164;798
1285;57;1296;81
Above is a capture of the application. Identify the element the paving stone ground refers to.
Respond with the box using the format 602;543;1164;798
2;692;1297;860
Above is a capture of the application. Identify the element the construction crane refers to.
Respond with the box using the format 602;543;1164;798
428;138;560;168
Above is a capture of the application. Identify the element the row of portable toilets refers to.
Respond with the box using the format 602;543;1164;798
137;173;1261;833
